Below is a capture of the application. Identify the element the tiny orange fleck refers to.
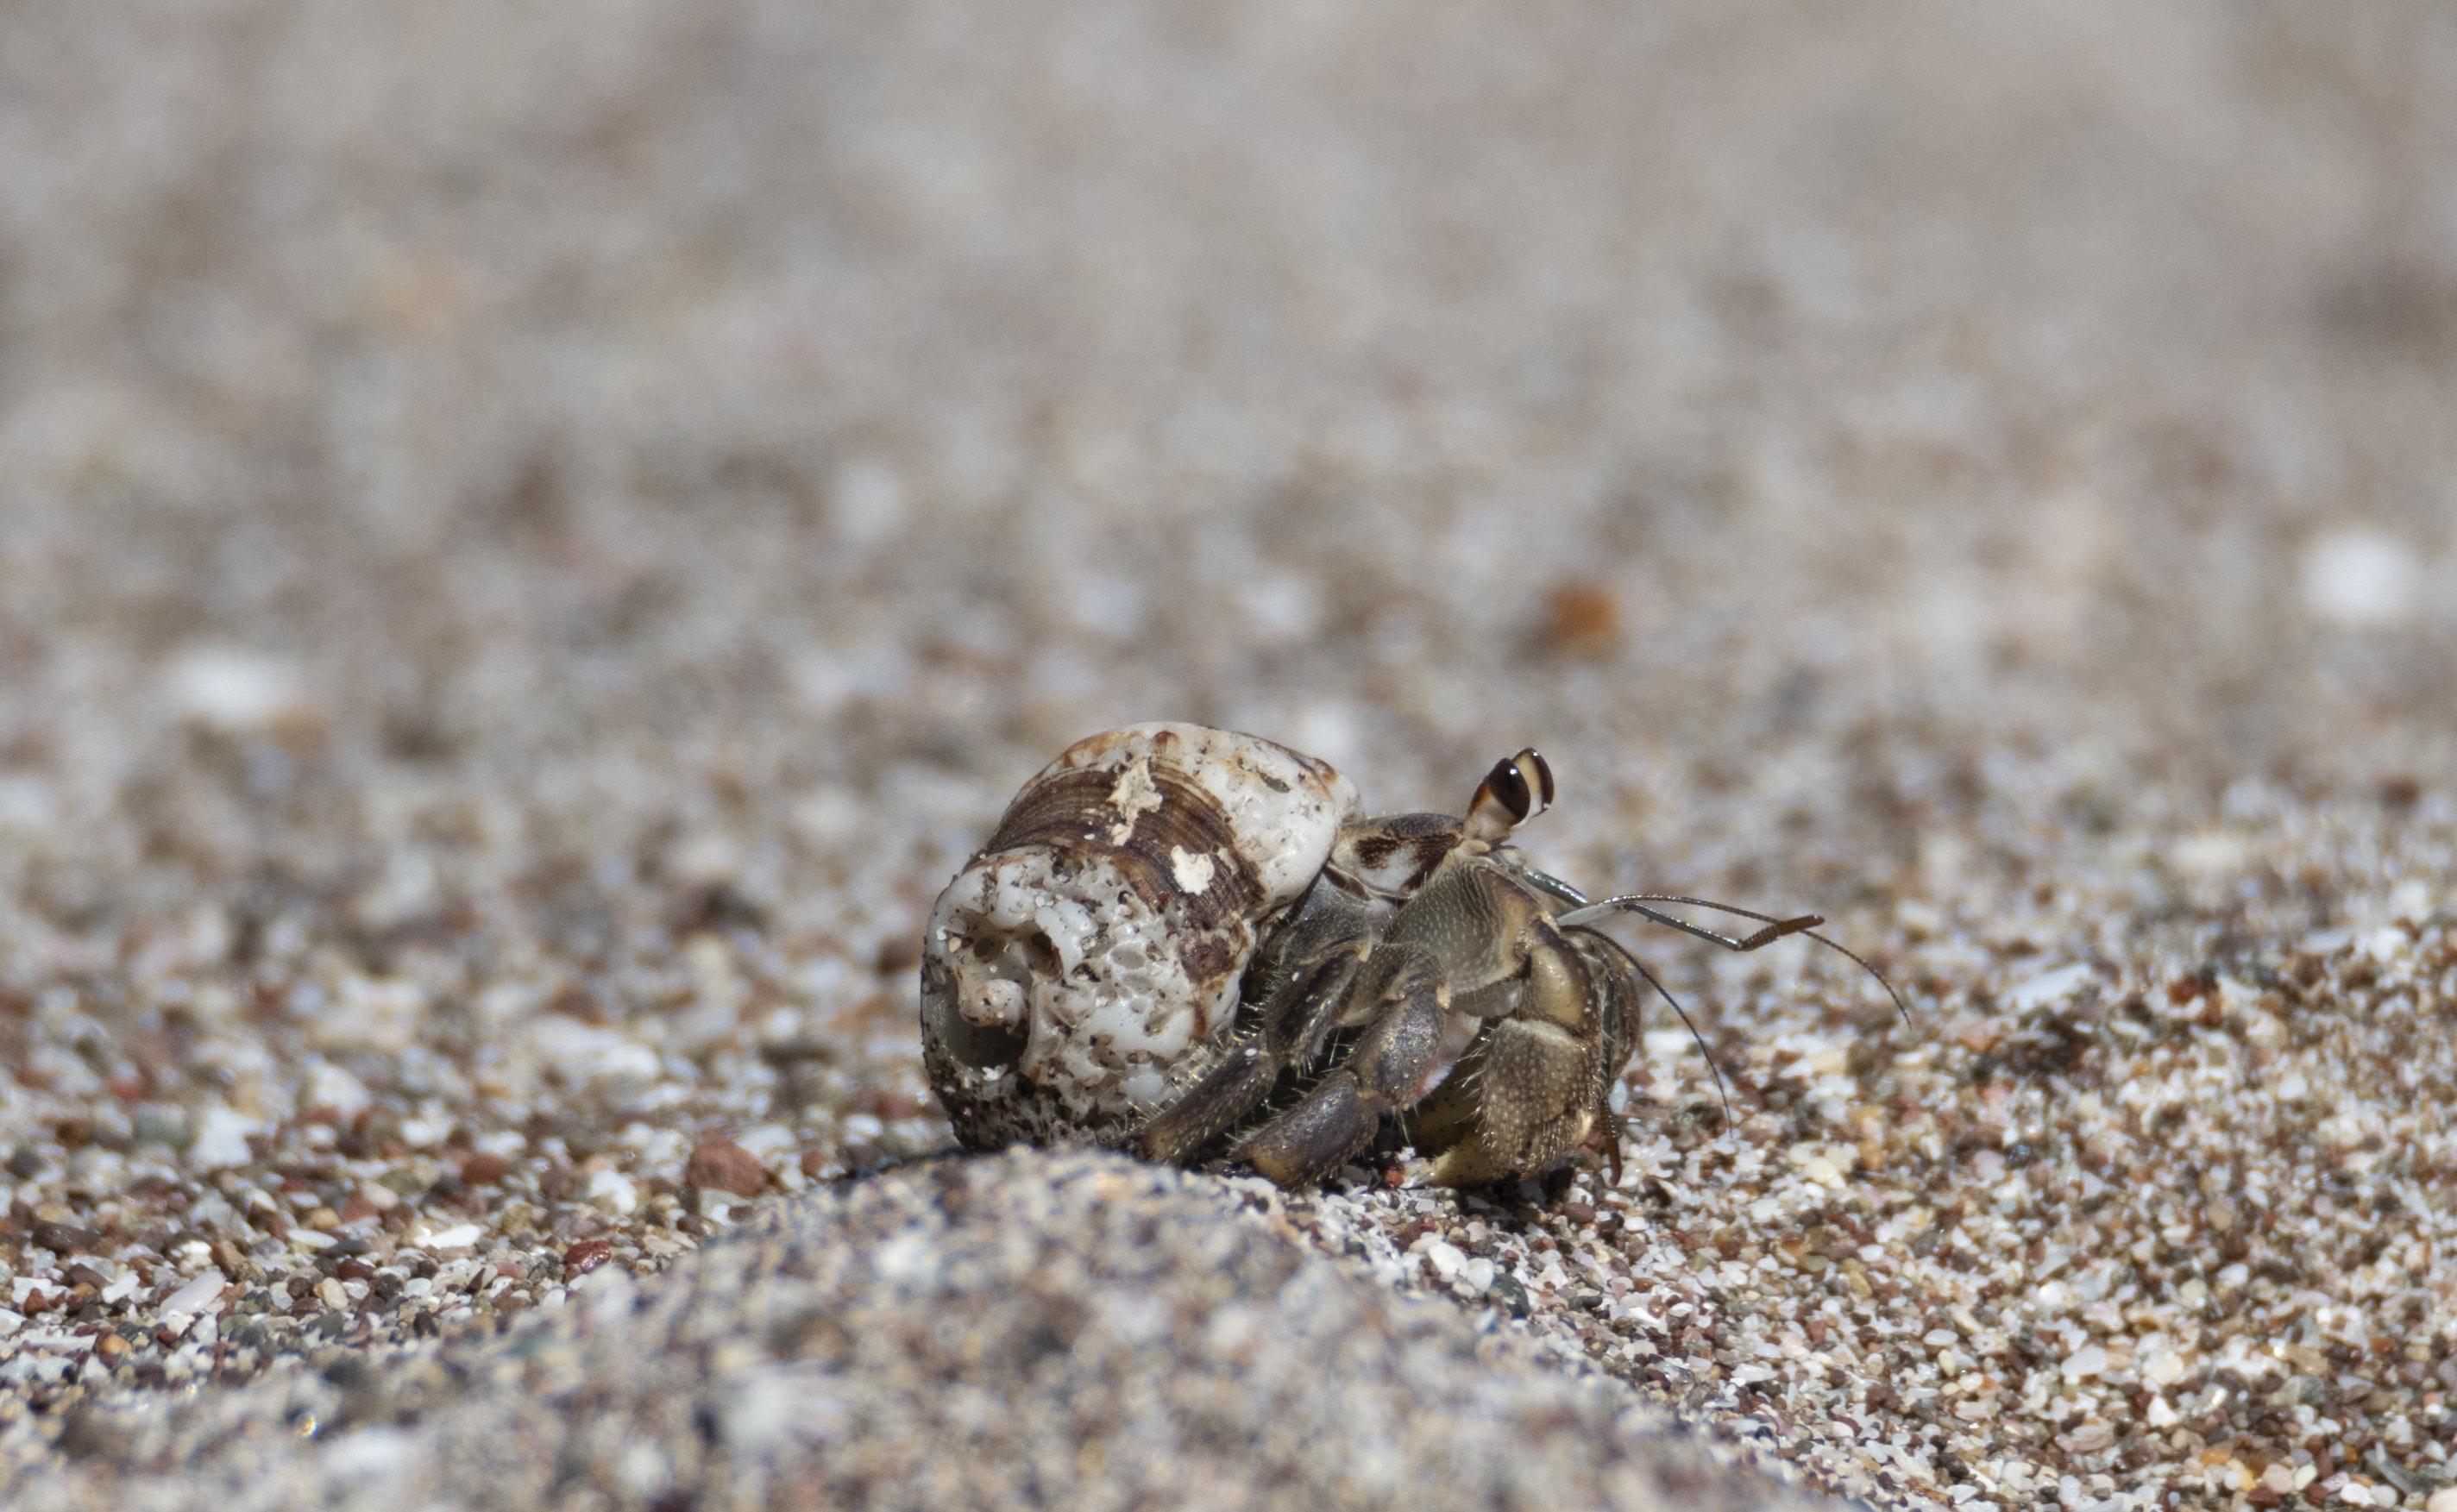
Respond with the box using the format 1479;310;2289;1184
1540;580;1622;656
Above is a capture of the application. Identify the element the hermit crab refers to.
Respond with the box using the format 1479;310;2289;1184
920;723;1902;1188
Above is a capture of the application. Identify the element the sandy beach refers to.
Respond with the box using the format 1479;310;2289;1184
3;3;2455;1506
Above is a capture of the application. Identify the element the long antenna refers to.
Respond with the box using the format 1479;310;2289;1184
1615;944;1734;1126
1558;893;1913;1026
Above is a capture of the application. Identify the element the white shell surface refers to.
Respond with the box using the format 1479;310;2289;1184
921;723;1358;1149
1039;724;1360;901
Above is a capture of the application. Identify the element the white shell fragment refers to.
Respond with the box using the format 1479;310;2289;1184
921;723;1359;1149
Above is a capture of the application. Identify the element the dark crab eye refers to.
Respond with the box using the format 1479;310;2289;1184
1483;757;1533;821
1466;747;1552;841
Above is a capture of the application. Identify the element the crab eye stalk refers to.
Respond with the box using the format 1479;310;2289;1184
1464;747;1552;844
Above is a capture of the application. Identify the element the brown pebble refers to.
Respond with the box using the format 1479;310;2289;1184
563;1239;613;1277
856;1089;922;1120
94;1333;129;1361
686;1137;767;1198
461;1151;512;1185
33;1220;99;1254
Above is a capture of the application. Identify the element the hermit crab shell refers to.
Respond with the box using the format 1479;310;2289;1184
921;723;1360;1150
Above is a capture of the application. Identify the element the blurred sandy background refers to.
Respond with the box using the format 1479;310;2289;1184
8;3;2454;796
3;3;2457;1509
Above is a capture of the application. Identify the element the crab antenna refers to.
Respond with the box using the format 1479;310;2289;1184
1557;893;1913;1027
1618;949;1735;1126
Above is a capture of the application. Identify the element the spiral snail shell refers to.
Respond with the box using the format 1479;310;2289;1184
921;723;1360;1150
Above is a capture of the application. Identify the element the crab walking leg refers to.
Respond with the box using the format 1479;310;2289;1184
1134;946;1365;1165
1136;879;1386;1165
1235;947;1449;1187
1422;932;1612;1187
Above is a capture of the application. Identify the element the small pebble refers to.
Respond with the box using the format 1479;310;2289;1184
2302;530;2423;629
30;1222;98;1256
685;1138;767;1199
185;1107;258;1170
587;1170;639;1216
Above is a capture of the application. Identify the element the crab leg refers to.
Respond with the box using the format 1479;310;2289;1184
1134;947;1363;1165
1234;946;1448;1187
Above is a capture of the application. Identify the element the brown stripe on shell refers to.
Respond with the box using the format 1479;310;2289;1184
982;766;1266;935
981;767;1115;859
978;762;1272;1044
